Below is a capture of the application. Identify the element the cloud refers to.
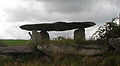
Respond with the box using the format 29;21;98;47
4;0;120;23
40;0;96;13
4;0;97;22
1;0;120;39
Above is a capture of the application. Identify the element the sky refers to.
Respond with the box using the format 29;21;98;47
0;0;120;39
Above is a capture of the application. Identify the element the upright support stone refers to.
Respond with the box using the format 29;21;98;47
32;30;40;45
74;28;85;40
32;30;49;45
39;30;50;44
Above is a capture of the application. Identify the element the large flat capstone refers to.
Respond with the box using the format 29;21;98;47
20;22;96;31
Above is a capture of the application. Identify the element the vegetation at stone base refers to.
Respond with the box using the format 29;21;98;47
0;39;118;66
50;36;107;45
0;50;119;66
0;38;118;66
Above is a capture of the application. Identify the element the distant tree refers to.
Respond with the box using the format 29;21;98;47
91;22;120;40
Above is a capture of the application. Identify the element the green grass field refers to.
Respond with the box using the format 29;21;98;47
0;39;76;46
0;39;29;46
0;39;101;46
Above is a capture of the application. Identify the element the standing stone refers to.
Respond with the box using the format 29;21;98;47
74;28;85;40
39;30;50;44
32;30;41;45
32;30;49;46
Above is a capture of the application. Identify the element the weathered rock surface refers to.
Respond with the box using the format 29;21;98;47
74;28;85;40
20;22;96;31
109;38;120;51
0;46;33;54
37;44;107;56
32;30;49;45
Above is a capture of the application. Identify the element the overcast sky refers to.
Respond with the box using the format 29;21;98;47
0;0;120;39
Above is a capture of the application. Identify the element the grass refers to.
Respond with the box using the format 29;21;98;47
0;39;29;46
0;39;76;46
1;53;120;66
0;39;104;46
50;39;76;44
0;39;119;66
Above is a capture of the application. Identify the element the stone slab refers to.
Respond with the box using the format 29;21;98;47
37;44;107;56
0;46;33;54
20;22;96;31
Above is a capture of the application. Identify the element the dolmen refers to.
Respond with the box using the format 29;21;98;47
20;21;95;45
19;21;108;56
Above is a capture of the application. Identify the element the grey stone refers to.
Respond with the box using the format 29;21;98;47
32;30;49;45
0;46;33;53
20;22;96;31
74;28;85;40
37;44;107;56
109;38;120;51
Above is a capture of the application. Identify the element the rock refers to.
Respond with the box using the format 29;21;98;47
39;30;50;44
32;30;49;45
37;44;107;56
109;38;120;51
20;21;96;31
74;28;85;40
0;46;33;53
32;30;40;45
20;21;96;43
